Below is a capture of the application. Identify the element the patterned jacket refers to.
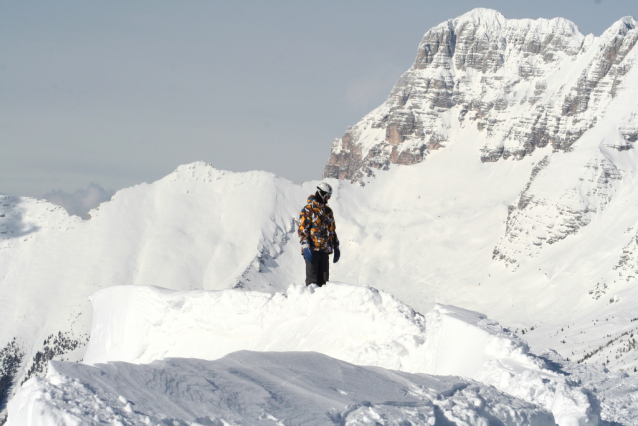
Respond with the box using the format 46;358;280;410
298;194;338;253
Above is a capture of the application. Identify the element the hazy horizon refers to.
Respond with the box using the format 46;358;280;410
2;0;637;216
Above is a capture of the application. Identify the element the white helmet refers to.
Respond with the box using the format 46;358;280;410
317;182;332;196
317;182;332;202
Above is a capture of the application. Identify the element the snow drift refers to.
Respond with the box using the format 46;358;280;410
75;284;627;425
82;284;537;378
8;352;556;426
83;283;428;372
9;283;638;424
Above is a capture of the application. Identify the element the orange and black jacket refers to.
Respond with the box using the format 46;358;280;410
298;194;338;253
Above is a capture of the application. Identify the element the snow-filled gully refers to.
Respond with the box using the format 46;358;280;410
9;283;637;425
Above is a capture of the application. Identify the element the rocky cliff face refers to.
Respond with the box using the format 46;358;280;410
324;9;638;182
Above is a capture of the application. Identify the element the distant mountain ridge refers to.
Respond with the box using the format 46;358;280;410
324;8;638;181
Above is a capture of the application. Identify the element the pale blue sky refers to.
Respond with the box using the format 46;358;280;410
2;0;637;201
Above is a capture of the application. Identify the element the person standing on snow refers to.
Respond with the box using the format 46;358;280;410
298;182;340;286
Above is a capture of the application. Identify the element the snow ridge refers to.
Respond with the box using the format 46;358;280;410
8;353;556;426
78;283;631;425
83;283;429;371
10;283;638;425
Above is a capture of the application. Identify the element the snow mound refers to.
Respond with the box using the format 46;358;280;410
7;352;556;426
424;304;539;378
83;283;539;377
79;283;603;425
83;283;429;372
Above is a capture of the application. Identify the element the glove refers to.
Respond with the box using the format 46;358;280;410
301;241;313;262
333;243;340;263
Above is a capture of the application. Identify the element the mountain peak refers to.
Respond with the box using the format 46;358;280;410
324;8;637;182
605;15;638;36
454;8;506;28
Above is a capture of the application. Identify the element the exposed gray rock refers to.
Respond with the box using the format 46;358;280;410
324;9;638;182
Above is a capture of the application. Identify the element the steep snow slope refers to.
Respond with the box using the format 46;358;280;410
0;165;304;342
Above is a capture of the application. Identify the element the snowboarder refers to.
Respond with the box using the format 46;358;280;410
298;182;340;286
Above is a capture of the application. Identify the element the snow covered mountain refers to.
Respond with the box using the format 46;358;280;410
3;7;638;424
324;8;638;267
324;8;638;180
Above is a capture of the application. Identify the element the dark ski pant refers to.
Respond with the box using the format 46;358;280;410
305;250;329;286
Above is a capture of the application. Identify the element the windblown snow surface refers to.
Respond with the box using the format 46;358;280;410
8;283;638;425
